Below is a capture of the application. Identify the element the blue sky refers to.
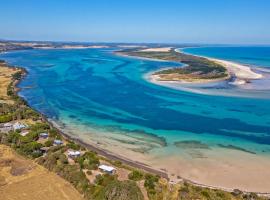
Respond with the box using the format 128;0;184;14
0;0;270;44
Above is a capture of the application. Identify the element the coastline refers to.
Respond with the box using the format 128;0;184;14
152;48;263;85
2;49;270;196
176;48;263;84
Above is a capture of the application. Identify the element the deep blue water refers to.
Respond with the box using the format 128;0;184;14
183;46;270;68
0;47;270;155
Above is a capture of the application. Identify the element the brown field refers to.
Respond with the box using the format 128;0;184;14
0;64;19;104
0;145;84;200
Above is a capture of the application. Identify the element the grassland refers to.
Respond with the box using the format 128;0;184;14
0;61;21;104
0;144;84;200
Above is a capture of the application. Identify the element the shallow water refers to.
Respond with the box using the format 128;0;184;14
1;47;270;157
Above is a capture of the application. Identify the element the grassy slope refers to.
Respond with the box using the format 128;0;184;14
0;61;20;104
0;145;84;200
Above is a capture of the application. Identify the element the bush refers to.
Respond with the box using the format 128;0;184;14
95;174;117;187
20;132;39;144
30;122;50;132
144;173;159;194
0;113;13;123
128;170;144;181
66;141;81;150
44;139;53;147
76;151;100;170
18;141;43;157
97;180;144;200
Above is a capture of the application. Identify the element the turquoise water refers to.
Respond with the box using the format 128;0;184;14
183;46;270;68
0;47;270;156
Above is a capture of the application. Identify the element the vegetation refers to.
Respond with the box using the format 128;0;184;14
76;151;100;170
120;49;228;80
128;170;144;181
177;182;267;200
96;180;144;200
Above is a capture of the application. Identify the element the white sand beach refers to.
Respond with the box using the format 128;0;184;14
210;58;263;84
139;47;172;52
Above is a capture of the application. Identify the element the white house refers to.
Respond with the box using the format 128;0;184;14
20;131;29;136
98;165;116;174
3;122;13;128
54;139;63;145
39;132;49;139
67;150;81;158
13;122;27;130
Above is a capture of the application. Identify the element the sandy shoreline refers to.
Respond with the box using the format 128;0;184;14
48;118;270;194
176;48;263;85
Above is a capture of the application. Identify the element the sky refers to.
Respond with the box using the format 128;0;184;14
0;0;270;44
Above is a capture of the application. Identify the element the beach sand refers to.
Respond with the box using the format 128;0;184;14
139;47;172;52
210;58;263;81
54;119;270;194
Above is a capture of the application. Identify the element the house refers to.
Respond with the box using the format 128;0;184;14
20;131;29;136
39;132;49;139
67;150;81;158
98;165;116;174
0;122;13;133
54;139;63;145
13;122;27;130
3;122;13;128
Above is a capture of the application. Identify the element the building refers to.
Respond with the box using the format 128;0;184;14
3;122;13;128
39;132;49;139
54;139;63;145
67;150;81;158
98;165;116;174
0;122;13;133
20;131;29;136
13;122;27;130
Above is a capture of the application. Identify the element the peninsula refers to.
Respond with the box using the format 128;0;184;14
118;47;262;84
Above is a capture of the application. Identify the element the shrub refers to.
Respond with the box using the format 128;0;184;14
0;113;13;123
30;122;50;132
128;170;144;181
76;151;100;170
44;139;54;147
97;180;144;200
144;173;159;190
18;141;43;157
95;174;117;187
66;141;81;150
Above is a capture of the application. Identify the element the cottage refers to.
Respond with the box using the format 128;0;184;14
98;165;116;174
67;150;81;158
39;132;49;139
54;139;63;145
0;122;13;133
20;131;29;136
3;122;13;128
13;122;27;130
